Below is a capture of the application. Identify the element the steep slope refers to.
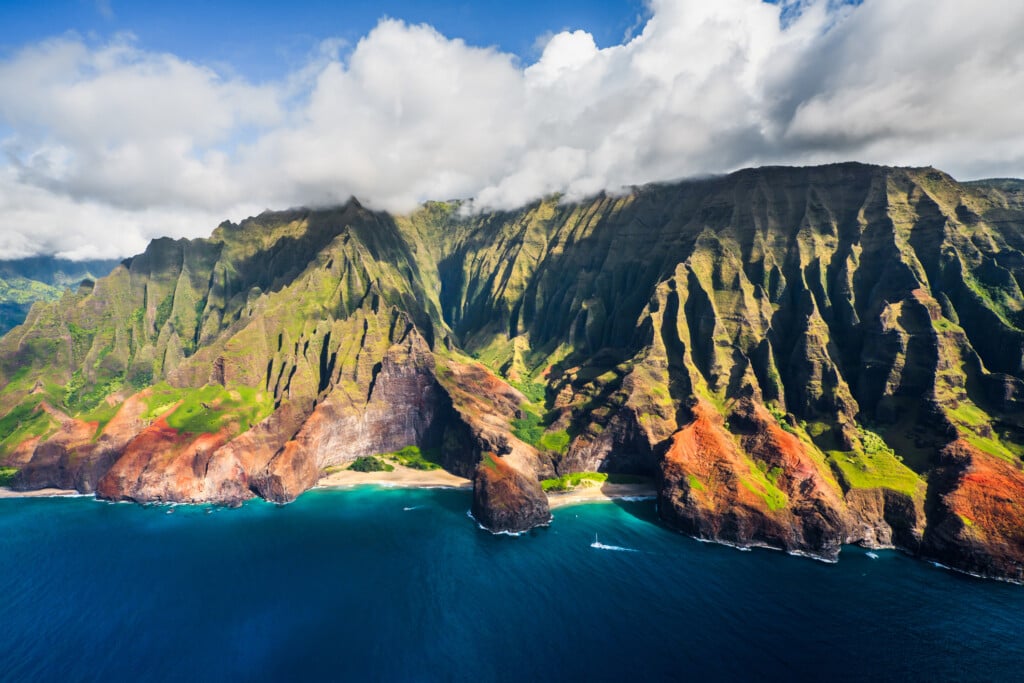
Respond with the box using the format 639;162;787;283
2;163;1023;580
0;257;119;335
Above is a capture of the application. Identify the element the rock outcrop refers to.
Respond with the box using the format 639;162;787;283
472;454;551;533
921;440;1024;582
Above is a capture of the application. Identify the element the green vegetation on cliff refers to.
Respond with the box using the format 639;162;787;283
0;396;58;457
541;471;607;492
0;258;119;335
510;404;570;454
349;456;394;472
387;445;442;470
3;163;1024;579
823;428;923;497
140;384;273;435
0;466;18;486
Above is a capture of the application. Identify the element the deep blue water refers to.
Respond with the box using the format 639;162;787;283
2;488;1022;682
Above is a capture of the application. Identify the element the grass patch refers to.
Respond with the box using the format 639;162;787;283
739;455;788;511
65;370;125;414
78;399;124;438
510;379;546;405
944;401;1019;464
511;408;545;445
511;407;570;454
386;445;441;470
739;477;788;511
0;467;18;486
349;456;394;473
537;429;570;454
0;397;59;457
767;404;798;435
541;471;608;492
962;432;1018;464
825;427;923;497
141;384;187;421
154;294;174;332
947;401;990;429
687;474;706;492
803;420;837;445
141;383;273;435
0;397;44;442
754;460;785;488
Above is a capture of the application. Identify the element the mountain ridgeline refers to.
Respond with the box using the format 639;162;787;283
2;163;1024;581
0;257;120;335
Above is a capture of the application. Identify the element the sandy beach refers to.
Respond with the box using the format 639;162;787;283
0;486;82;499
317;464;472;489
1;473;656;508
546;483;657;509
317;466;656;508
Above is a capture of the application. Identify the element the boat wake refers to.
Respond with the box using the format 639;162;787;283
590;534;638;552
866;552;879;560
403;506;422;511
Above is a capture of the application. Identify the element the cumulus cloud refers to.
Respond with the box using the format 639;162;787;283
1;0;1023;259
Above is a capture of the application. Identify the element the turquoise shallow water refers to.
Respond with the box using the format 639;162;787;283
1;487;1022;682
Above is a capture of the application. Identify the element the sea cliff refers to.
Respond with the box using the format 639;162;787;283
2;164;1023;580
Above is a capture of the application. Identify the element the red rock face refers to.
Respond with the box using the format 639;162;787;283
1;435;41;468
923;440;1024;581
471;453;551;533
661;401;785;546
250;439;320;504
96;415;231;503
14;412;98;489
202;402;309;505
12;394;150;493
659;400;851;559
733;401;851;552
252;332;456;502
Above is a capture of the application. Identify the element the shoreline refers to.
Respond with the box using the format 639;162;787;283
0;486;82;499
314;467;659;509
2;477;660;508
4;480;1018;585
546;483;658;509
315;464;472;490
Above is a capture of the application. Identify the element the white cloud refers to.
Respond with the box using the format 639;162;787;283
1;0;1023;259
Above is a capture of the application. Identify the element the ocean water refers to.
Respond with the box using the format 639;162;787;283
2;489;1022;682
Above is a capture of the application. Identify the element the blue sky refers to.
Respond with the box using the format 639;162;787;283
0;0;1021;259
0;0;649;78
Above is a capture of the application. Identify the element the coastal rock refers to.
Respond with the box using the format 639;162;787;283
12;394;150;493
658;400;850;560
201;401;309;505
1;164;1024;581
95;415;231;503
12;410;99;492
845;487;925;551
250;439;321;504
252;331;453;503
921;440;1024;582
472;453;551;533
